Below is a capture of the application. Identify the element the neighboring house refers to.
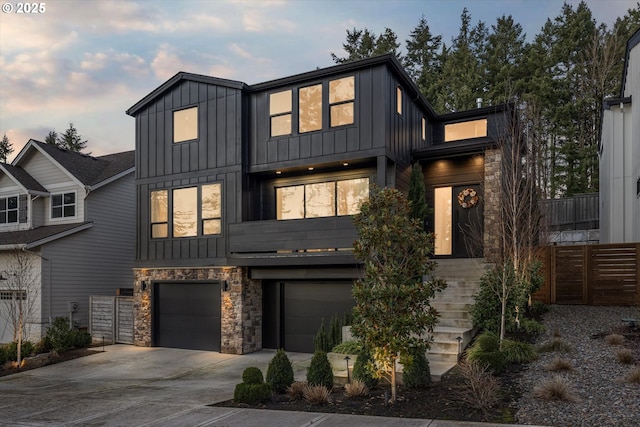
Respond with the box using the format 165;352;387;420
126;54;512;354
600;28;640;243
0;140;135;343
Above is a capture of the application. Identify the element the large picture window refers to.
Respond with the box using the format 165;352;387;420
444;119;487;142
270;90;292;137
276;177;369;220
173;187;198;238
51;192;76;218
173;106;198;143
150;190;168;238
299;84;322;133
0;196;18;224
329;76;354;127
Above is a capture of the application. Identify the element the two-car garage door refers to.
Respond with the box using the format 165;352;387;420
153;282;221;351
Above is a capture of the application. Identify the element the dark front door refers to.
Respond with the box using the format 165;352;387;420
154;282;221;351
263;280;355;353
452;184;484;258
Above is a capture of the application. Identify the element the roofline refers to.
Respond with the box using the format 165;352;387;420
0;163;29;194
0;244;27;251
126;72;248;116
89;167;135;191
438;103;513;122
620;28;640;97
25;222;93;249
604;96;632;110
12;139;86;189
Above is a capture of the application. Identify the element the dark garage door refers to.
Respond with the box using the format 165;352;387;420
263;281;354;353
154;282;221;351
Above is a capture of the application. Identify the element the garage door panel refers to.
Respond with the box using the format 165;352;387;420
154;282;221;351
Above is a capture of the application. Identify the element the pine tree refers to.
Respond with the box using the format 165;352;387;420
45;130;59;146
331;27;401;64
58;122;88;152
404;15;443;108
0;134;13;163
408;162;428;230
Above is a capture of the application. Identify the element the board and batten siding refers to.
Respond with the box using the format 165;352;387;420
40;173;135;330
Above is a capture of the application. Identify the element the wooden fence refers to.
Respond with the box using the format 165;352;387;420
89;296;134;344
539;193;599;231
533;243;640;306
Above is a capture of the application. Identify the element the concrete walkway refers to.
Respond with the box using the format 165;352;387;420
0;345;543;426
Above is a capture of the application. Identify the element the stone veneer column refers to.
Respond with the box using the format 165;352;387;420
483;148;502;258
133;266;262;354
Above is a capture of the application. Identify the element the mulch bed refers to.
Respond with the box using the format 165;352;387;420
0;348;100;378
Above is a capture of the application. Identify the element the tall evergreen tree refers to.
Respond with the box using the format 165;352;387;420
408;162;429;230
58;123;88;152
45;130;59;146
404;15;443;110
331;27;401;63
0;134;13;163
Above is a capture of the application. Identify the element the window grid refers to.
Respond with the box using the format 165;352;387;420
0;196;18;224
51;192;76;219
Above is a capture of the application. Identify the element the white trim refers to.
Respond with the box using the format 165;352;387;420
12;140;85;188
0;193;20;226
49;190;78;221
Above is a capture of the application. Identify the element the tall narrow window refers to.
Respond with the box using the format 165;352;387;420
173;106;198;143
202;183;222;235
270;90;292;137
0;196;18;224
444;119;487;142
51;192;76;218
434;186;452;255
150;190;168;238
330;76;354;127
299;84;322;133
396;86;403;114
421;117;427;141
173;187;197;237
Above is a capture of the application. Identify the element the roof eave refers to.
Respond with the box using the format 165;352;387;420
25;222;93;249
88;167;135;191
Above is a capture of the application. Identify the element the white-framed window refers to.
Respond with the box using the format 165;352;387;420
51;192;76;219
276;177;369;220
0;290;26;301
173;106;198;143
0;195;18;224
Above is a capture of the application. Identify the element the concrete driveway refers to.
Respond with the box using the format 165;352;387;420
0;345;537;427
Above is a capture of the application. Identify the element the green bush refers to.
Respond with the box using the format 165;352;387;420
467;332;506;373
71;330;92;348
0;345;7;364
306;350;333;390
3;341;35;361
329;314;342;350
352;347;378;389
314;320;330;353
242;367;264;385
331;341;361;355
45;317;92;353
512;318;546;336
233;382;272;405
529;301;550;318
401;345;430;389
34;336;53;354
266;349;294;393
501;339;538;363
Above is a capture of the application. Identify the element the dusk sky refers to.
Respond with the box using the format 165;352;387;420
0;0;635;161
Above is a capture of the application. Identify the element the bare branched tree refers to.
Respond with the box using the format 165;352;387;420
0;248;41;366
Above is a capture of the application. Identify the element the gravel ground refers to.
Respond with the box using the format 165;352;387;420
515;305;640;427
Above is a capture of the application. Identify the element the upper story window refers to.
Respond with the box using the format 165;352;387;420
0;196;18;224
270;90;292;137
276;177;369;220
421;117;427;141
150;184;222;239
444;119;487;142
173;106;198;143
396;86;403;115
329;76;354;127
150;190;168;238
299;84;322;133
51;192;76;219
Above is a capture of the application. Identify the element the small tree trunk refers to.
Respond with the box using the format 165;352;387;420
499;267;508;347
390;357;397;403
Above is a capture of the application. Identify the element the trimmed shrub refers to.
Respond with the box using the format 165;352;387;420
515;318;546;336
501;339;538;364
34;336;53;354
71;330;92;349
532;375;579;402
329;314;342;350
266;349;294;393
233;382;272;405
528;301;550;318
306;350;333;390
46;317;92;353
3;341;35;361
331;341;361;355
401;345;430;388
538;338;572;353
0;345;7;364
242;367;264;385
467;332;506;373
352;347;378;389
314;320;330;353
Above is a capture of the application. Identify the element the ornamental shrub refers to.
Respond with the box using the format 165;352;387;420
314;320;330;353
352;347;378;389
306;350;333;390
266;349;294;393
242;367;264;385
3;341;35;361
46;317;75;353
466;332;506;373
331;341;361;355
233;382;272;405
401;345;431;388
329;314;342;350
0;345;7;364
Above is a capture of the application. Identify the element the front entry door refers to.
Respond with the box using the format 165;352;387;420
434;185;483;258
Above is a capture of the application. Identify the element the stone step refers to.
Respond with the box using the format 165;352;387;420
432;301;474;311
437;318;474;329
437;310;472;320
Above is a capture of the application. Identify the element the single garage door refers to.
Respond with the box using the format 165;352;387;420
263;281;354;353
154;282;221;351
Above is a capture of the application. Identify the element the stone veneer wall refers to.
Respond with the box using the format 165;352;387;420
132;266;261;354
483;148;502;258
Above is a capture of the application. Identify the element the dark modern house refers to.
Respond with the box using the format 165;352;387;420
126;54;511;355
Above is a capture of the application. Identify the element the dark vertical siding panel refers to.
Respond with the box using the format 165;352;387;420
359;68;373;150
278;140;288;161
207;86;217;168
216;87;227;168
164;109;172;175
335;128;346;153
322;131;334;155
148;111;157;178
198;94;208;170
139;112;149;179
181;83;190;106
311;133;322;157
226;91;238;167
288;139;299;159
299;135;310;158
267;140;278;162
181;143;190;172
371;68;386;150
156;102;165;176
